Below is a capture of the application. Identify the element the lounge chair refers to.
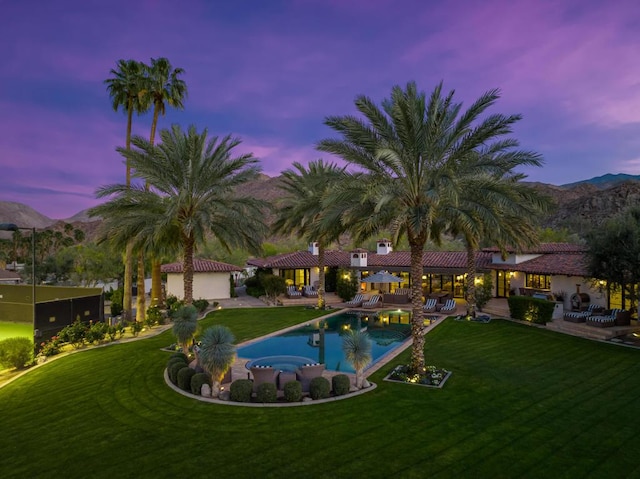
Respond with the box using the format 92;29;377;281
295;363;325;392
287;285;302;298
563;303;601;323
346;293;365;307
423;298;437;313
586;309;621;328
250;365;279;392
303;285;318;297
438;299;457;314
362;294;382;309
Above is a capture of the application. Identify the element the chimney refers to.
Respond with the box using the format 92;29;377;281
308;242;319;256
350;248;368;267
377;238;392;255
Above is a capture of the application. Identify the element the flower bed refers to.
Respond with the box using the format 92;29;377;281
384;364;451;388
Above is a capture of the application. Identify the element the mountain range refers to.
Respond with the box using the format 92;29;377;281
2;173;640;238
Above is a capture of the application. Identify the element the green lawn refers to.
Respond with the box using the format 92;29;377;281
1;308;639;478
0;321;33;341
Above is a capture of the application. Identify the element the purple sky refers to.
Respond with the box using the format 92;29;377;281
2;0;639;219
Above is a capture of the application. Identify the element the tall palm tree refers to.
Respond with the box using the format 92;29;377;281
198;325;236;398
272;160;347;308
318;81;542;374
141;57;188;311
92;124;268;305
104;59;148;322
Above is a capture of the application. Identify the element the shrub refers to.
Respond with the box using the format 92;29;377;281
284;380;302;402
167;357;189;370
475;273;493;311
109;288;123;317
191;372;212;395
336;269;359;301
309;376;331;400
177;367;197;391
39;336;62;357
85;321;108;344
58;319;88;348
244;275;265;297
230;379;253;402
0;337;33;369
170;352;189;362
256;382;278;403
332;374;351;396
130;321;143;337
192;299;209;313
168;362;188;384
145;306;164;327
508;296;554;324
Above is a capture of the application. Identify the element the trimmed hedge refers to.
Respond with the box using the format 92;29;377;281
167;357;189;370
170;352;189;363
256;382;278;403
508;296;555;324
0;337;33;369
283;380;302;402
191;372;211;395
332;374;351;396
230;379;253;402
168;362;188;384
177;367;196;391
309;376;331;400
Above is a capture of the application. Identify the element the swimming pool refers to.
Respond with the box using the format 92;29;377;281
236;310;412;373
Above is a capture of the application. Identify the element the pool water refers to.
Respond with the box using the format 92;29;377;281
236;311;411;373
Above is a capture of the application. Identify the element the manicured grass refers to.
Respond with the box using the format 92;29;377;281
0;321;32;341
1;308;639;478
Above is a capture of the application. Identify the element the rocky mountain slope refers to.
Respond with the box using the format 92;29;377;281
3;175;640;239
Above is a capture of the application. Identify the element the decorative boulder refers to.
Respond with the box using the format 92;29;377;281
219;390;230;401
201;383;211;397
362;379;371;389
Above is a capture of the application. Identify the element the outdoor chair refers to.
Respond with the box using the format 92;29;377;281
438;298;457;314
250;366;279;392
362;294;382;309
586;309;621;328
346;293;365;307
295;363;326;392
303;285;318;297
423;298;437;313
286;285;302;298
563;303;601;323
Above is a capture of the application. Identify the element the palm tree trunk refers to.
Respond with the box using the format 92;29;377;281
183;234;194;305
317;242;326;309
151;257;162;307
466;243;477;318
123;242;133;321
355;369;363;389
409;239;426;375
136;252;145;322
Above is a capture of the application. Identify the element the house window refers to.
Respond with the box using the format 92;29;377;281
280;269;309;286
526;274;550;290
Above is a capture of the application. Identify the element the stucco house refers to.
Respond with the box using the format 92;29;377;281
161;259;241;301
247;241;620;311
0;269;22;284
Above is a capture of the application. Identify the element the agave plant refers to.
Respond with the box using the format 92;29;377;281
171;305;198;356
342;329;372;389
198;325;236;398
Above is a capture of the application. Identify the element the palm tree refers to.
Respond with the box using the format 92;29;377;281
141;57;188;311
172;305;198;356
92;124;268;305
318;81;542;374
342;328;372;389
198;325;236;398
272;160;347;308
105;59;148;322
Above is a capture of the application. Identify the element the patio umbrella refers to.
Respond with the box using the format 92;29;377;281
362;271;403;296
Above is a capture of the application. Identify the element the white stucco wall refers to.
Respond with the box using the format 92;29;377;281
166;272;232;300
550;275;606;310
492;253;541;265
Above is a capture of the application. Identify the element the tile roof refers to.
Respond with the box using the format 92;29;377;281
0;269;21;280
161;259;241;274
482;243;587;254
491;253;588;276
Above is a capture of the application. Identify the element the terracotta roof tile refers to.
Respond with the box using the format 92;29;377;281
0;270;21;280
482;243;586;254
491;253;588;276
161;259;241;274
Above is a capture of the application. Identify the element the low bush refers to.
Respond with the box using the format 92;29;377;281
230;379;253;402
191;372;211;395
283;380;302;402
38;336;62;357
145;306;164;327
170;352;189;362
58;320;88;349
85;321;108;344
332;374;351;396
192;299;209;313
256;382;278;403
130;321;143;337
309;376;331;400
177;367;196;391
0;337;33;369
508;296;554;324
167;357;188;370
168;362;188;384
